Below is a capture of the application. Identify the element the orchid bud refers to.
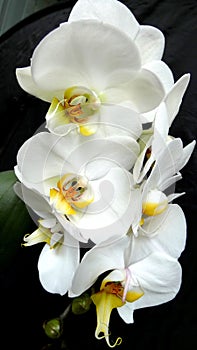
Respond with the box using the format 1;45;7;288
72;293;92;315
43;318;63;339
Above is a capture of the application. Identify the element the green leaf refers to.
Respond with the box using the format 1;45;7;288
0;170;35;271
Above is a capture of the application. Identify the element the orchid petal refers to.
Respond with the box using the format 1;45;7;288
55;211;87;243
167;192;185;202
69;168;134;243
133;204;186;259
144;60;174;94
126;68;165;113
16;67;63;102
70;235;129;296
159;173;182;192
132;135;152;183
133;103;170;183
142;138;184;192
15;132;75;193
152;102;169;150
118;252;182;323
99;104;142;140
14;182;52;219
45;97;71;134
68;0;139;40
165;74;190;126
130;252;182;310
117;302;135;324
14;181;83;243
31;20;141;93
177;140;196;170
64;135;140;179
142;73;190;124
135;25;165;64
38;232;79;295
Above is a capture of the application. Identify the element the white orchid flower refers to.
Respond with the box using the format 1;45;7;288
70;234;182;347
14;182;80;296
68;0;176;123
16;3;173;134
133;74;194;182
130;136;195;237
15;130;138;244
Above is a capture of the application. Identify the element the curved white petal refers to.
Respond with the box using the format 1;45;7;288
130;252;182;310
164;73;190;126
68;0;139;40
117;302;134;324
159;173;182;192
180;140;196;169
14;175;84;242
142;138;184;192
126;68;165;113
38;232;79;295
135;25;165;64
62;134;140;180
69;168;134;243
155;139;196;185
32;20;141;93
133;204;186;259
80;136;139;180
14;182;52;219
132;134;152;183
99;104;142;140
152;102;169;150
15;132;75;193
133;102;170;183
70;235;129;296
16;67;63;102
143;60;174;94
55;211;88;243
118;252;182;323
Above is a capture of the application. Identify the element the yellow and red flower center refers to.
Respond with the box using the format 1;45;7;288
50;173;94;216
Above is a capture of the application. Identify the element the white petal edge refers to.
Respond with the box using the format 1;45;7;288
31;20;141;92
16;67;63;102
68;0;139;40
135;25;165;64
70;235;129;297
38;232;79;295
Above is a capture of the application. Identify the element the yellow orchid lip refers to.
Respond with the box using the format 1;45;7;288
50;173;94;215
91;288;124;348
91;279;144;348
50;188;76;216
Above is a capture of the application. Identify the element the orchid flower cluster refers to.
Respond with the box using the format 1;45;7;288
14;0;195;348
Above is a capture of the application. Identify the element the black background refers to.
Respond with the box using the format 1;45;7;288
0;1;197;349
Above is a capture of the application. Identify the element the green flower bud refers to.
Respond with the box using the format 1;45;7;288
72;293;92;315
43;318;63;339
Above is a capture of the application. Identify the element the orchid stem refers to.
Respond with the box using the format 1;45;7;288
59;303;72;321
